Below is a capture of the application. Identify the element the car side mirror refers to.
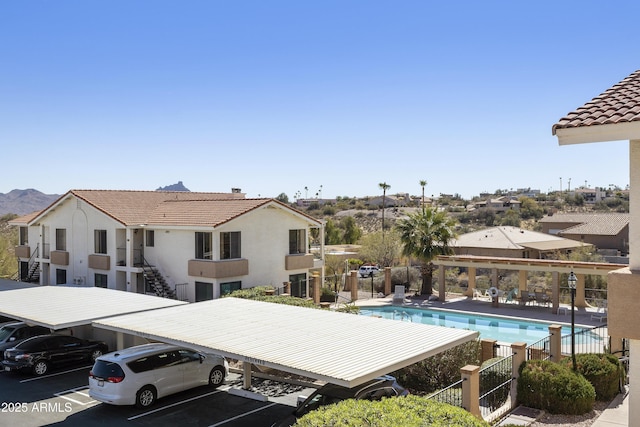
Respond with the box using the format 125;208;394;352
199;354;204;364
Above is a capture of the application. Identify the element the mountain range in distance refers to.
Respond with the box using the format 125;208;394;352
0;182;191;216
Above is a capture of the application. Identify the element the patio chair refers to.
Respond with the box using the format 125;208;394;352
503;288;517;304
591;299;608;322
534;291;550;307
519;290;531;307
392;285;407;305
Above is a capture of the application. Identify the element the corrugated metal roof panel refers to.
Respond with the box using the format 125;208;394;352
94;298;478;388
0;286;187;329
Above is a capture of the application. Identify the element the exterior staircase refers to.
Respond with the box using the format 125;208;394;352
142;259;176;299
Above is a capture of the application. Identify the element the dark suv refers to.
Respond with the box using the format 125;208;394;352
0;322;51;360
271;375;408;427
2;334;108;376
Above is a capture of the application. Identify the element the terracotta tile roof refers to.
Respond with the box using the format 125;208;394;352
552;70;640;134
146;198;273;227
539;213;629;236
68;190;246;226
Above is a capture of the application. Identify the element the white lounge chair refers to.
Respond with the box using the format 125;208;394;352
591;299;607;322
392;285;407;305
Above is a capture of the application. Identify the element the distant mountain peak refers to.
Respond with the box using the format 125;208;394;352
156;181;190;192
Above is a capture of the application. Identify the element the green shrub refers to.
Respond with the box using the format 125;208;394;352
294;395;490;427
560;353;622;401
517;360;595;415
225;286;318;308
392;341;480;394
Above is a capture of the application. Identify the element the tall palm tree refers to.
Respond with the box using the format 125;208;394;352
419;180;427;212
378;182;391;239
396;207;457;296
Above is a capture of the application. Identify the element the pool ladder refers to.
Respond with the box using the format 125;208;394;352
393;310;412;322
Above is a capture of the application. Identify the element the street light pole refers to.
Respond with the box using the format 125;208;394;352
568;271;577;371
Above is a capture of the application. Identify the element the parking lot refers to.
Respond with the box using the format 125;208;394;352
0;364;310;427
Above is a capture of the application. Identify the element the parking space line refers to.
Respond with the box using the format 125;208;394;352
208;402;278;427
127;389;225;421
19;365;92;383
54;386;97;406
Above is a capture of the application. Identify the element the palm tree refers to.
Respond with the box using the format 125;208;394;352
419;180;427;212
378;182;391;239
396;207;457;296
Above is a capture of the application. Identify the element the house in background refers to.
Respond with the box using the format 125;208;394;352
10;190;324;302
473;196;521;213
539;213;629;261
452;226;591;259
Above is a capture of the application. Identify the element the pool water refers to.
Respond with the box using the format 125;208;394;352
359;306;587;344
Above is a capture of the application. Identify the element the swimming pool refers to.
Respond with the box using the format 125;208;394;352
359;306;586;344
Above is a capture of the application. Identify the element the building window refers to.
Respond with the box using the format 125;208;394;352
94;230;107;254
95;274;108;288
220;232;241;259
56;229;67;251
146;230;155;247
19;227;28;245
195;232;212;260
195;281;213;302
56;269;67;285
289;229;306;254
220;281;241;296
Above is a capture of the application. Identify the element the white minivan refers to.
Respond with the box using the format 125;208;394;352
89;343;229;408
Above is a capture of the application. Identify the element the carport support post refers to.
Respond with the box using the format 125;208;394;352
243;362;252;389
461;365;481;418
116;331;124;350
350;270;358;301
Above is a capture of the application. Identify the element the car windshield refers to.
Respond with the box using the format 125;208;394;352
0;325;17;342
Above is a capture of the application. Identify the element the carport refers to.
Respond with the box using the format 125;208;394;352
93;297;478;390
0;286;187;349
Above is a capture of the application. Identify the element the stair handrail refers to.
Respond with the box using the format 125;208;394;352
141;256;176;297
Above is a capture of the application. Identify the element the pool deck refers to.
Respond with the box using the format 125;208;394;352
337;290;606;329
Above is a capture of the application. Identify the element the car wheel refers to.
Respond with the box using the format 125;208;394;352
33;360;50;376
209;367;225;387
136;386;156;408
90;349;103;362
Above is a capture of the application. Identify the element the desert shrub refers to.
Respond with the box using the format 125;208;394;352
560;353;622;401
226;286;318;308
517;359;595;415
294;395;490;427
392;340;480;394
480;357;510;411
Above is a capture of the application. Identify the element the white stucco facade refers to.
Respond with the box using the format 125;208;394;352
12;191;324;303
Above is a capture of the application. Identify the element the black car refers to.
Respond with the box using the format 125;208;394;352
2;334;108;376
0;322;51;360
271;375;408;427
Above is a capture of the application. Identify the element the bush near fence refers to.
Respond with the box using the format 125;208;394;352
294;395;490;427
560;353;623;401
517;359;595;415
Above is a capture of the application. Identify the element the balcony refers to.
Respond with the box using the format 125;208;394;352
188;259;248;279
15;245;30;259
88;254;111;270
50;250;69;266
285;253;314;270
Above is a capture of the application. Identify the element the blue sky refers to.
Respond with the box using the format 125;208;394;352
1;1;637;200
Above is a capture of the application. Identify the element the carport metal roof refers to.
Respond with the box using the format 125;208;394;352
0;286;187;329
93;297;478;388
